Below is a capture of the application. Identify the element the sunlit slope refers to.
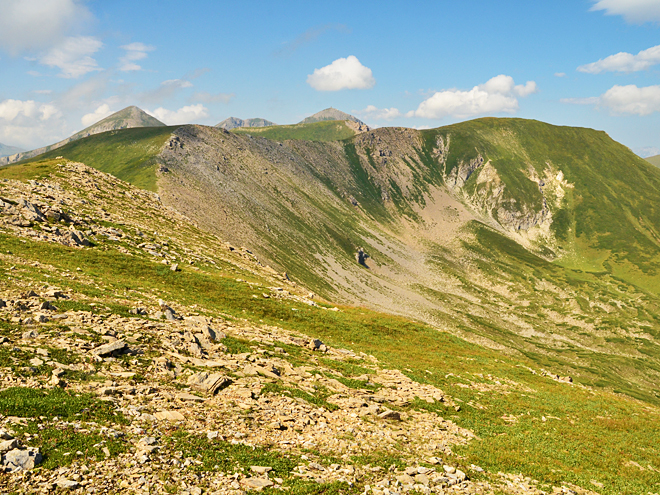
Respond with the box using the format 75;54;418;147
231;120;359;141
17;119;660;406
416;118;660;287
1;158;659;494
18;126;176;191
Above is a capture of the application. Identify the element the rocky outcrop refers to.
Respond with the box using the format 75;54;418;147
216;117;276;130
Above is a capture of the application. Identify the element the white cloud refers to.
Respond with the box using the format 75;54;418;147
39;104;61;121
410;75;538;119
81;104;114;127
578;45;660;73
513;80;538;97
357;105;402;120
591;0;660;23
562;84;660;115
600;84;660;115
307;55;375;91
119;42;155;71
0;100;38;121
0;98;66;148
0;99;62;123
554;72;567;77
40;36;103;78
148;104;209;125
0;0;93;56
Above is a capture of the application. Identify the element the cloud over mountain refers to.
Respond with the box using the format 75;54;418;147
148;104;209;125
307;56;375;91
410;75;538;119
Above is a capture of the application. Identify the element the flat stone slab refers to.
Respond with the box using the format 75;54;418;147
91;340;126;356
154;410;185;421
241;477;274;489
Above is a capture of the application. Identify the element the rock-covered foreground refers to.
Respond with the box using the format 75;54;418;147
0;161;600;494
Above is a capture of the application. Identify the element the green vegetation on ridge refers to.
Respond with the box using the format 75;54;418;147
232;120;357;141
15;126;175;191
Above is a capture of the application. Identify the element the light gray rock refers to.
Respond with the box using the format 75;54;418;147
91;340;126;356
0;439;18;452
378;409;401;421
21;329;39;339
187;372;232;395
250;466;273;474
2;448;42;472
56;478;80;489
241;477;273;489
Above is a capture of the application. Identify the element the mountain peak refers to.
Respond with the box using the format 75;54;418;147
299;108;366;126
0;106;166;166
79;106;165;136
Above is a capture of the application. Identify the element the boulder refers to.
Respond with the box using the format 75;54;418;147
2;448;42;472
187;372;232;395
91;340;127;357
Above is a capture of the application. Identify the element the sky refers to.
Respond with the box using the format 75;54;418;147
2;0;660;156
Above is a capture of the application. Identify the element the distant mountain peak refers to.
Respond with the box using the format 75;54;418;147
78;106;165;137
299;108;366;126
0;105;166;166
216;117;276;130
0;142;25;158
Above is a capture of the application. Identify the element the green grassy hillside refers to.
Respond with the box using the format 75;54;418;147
14;118;660;415
420;119;660;289
17;126;175;191
231;120;357;141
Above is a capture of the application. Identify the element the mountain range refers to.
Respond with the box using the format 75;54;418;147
2;106;660;493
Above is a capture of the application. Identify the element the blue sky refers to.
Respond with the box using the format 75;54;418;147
2;0;660;156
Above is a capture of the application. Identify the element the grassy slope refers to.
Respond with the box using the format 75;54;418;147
0;161;659;493
14;126;176;191
421;119;660;289
231;120;356;142
9;122;660;426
